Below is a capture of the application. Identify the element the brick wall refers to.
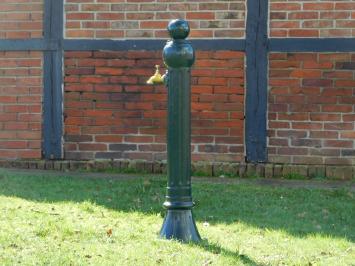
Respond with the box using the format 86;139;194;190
0;0;43;39
65;0;246;39
268;53;355;165
0;0;354;174
0;51;43;159
64;50;245;162
270;1;355;37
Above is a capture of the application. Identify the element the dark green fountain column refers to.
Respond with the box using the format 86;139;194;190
159;19;201;242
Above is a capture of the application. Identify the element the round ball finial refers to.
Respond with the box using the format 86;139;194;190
167;19;190;40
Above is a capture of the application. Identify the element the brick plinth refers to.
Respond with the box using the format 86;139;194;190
0;160;353;180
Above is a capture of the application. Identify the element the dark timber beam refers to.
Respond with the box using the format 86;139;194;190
245;0;269;163
2;37;355;53
0;39;58;51
63;39;246;51
43;0;64;159
269;38;355;52
61;37;355;52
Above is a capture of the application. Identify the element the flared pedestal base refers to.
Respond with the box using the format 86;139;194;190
159;209;201;243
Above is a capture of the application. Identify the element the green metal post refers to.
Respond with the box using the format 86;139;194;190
159;19;201;242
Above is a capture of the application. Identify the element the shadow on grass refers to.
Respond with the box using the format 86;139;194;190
196;240;263;266
0;170;354;242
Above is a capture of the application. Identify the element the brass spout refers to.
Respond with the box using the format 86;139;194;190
147;65;164;85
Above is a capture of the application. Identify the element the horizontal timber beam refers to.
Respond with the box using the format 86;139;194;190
2;38;355;53
269;38;355;52
0;39;58;51
63;39;246;51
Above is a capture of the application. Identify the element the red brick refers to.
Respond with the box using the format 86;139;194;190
343;114;355;122
289;29;319;37
80;76;108;84
292;122;322;130
278;113;309;121
270;2;355;38
125;102;153;110
324;123;353;131
335;3;355;10
17;131;41;140
321;105;353;113
95;135;123;142
310;114;341;121
95;84;122;93
187;12;214;20
278;147;308;156
290;70;321;78
79;143;107;151
66;84;94;92
271;3;301;11
95;67;123;75
17;150;41;159
269;121;290;129
288;12;318;20
303;3;334;10
324;140;353;148
341;132;355;139
310;131;339;139
0;140;28;149
66;30;95;38
335;80;355;87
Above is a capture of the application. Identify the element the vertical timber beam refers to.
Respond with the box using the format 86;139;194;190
43;0;64;159
245;0;269;162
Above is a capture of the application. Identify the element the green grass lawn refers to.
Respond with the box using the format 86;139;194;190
0;169;354;265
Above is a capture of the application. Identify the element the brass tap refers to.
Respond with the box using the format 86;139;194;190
147;65;164;85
